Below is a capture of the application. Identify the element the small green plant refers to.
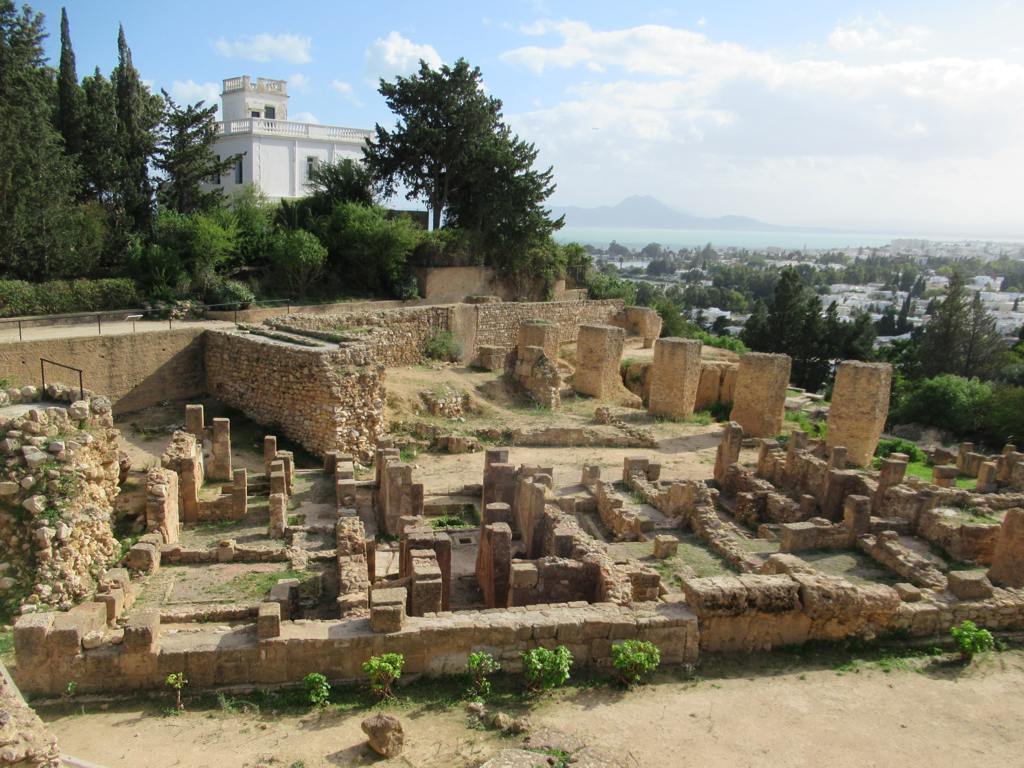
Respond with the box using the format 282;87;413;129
466;650;501;699
363;652;404;700
165;672;187;711
521;645;573;693
611;640;661;687
708;400;732;422
423;330;461;362
431;513;470;529
399;447;418;463
873;437;926;465
63;680;78;698
950;620;994;661
303;672;331;708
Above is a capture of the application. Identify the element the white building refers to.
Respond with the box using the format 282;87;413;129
210;76;373;200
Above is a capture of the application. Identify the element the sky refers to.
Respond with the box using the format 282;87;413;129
34;0;1024;237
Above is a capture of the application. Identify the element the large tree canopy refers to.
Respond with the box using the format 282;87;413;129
363;57;561;251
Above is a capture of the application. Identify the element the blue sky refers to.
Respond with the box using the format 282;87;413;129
36;1;1024;236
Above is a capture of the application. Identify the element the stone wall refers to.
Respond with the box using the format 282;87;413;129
205;331;385;461
0;662;61;766
0;327;207;415
13;601;698;696
0;394;122;615
647;338;702;420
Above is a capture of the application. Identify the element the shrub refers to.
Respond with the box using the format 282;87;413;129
708;400;732;422
320;202;420;297
890;374;991;438
521;645;573;693
423;330;461;362
165;672;187;711
950;620;994;660
204;276;254;309
873;437;926;465
466;650;501;699
0;278;140;317
363;652;404;700
611;640;661;687
303;672;331;708
268;228;328;299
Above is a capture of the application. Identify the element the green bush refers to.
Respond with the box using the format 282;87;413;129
873;437;926;465
411;228;481;268
521;645;573;693
0;278;140;317
950;619;994;660
423;330;461;362
204;276;254;309
320;202;420;297
708;400;732;422
611;640;661;687
363;652;404;700
303;672;330;708
466;650;501;699
890;374;991;438
268;228;328;299
978;384;1024;448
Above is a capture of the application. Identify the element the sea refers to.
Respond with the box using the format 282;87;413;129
554;226;972;252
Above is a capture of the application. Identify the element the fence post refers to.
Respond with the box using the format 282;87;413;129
40;359;45;393
17;321;22;341
97;314;102;336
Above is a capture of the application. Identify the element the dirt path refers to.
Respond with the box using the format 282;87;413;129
43;651;1024;768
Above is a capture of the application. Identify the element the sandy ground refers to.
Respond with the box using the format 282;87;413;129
0;318;232;343
43;650;1024;768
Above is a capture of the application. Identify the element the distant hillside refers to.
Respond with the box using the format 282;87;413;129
552;195;778;231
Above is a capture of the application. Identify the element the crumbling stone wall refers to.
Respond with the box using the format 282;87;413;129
694;360;738;410
730;352;791;437
827;361;893;467
647;338;702;420
609;306;662;348
0;394;121;616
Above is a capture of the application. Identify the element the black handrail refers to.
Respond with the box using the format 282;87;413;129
40;358;85;401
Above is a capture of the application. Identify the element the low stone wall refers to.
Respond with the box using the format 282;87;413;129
13;601;698;697
0;662;61;766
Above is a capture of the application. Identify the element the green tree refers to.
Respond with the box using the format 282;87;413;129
319;203;419;296
365;58;498;230
961;291;1007;380
0;1;81;279
307;158;374;211
113;24;160;234
917;272;968;377
268;228;327;298
55;7;83;159
155;91;238;214
79;67;120;204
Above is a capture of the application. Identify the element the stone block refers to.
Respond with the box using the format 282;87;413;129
127;542;160;573
123;611;160;653
826;361;892;467
647;337;703;420
947;570;994;601
652;535;678;559
257;601;281;639
730;353;791;437
988;508;1024;587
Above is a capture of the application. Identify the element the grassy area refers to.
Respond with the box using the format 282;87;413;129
903;461;976;489
0;629;14;667
801;550;899;585
661;534;736;580
214;569;308;600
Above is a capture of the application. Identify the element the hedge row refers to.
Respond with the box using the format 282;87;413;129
0;279;141;318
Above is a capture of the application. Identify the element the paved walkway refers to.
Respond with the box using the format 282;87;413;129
0;318;233;343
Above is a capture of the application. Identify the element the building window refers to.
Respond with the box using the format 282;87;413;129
235;159;243;184
250;110;260;118
265;105;276;119
306;156;318;180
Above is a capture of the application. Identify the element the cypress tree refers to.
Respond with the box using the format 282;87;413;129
113;24;159;234
55;6;83;157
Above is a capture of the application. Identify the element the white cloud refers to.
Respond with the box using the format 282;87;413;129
288;72;311;93
331;79;364;107
364;31;441;84
169;80;220;110
828;15;930;53
501;19;1024;233
291;111;319;124
213;33;312;64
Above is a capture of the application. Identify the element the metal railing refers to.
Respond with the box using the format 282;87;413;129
40;358;85;400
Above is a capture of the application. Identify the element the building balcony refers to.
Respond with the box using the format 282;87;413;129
222;76;287;95
217;117;373;144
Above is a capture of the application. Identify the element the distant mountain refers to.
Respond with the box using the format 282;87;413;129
552;195;779;231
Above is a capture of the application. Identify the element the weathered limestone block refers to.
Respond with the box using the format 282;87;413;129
409;549;443;616
145;467;179;544
208;417;232;481
976;461;998;493
127;541;160;573
232;468;248;517
476;345;508;371
370;587;407;633
988;508;1024;587
730;353;792;437
123;611;160;653
268;493;287;538
517;319;560;363
362;713;405;758
826;361;893;467
477;522;512;608
573;324;640;406
713;422;744;486
184;403;205;438
843;494;872;536
647;337;703;420
263;435;277;475
653;535;678;559
947;570;994;601
932;465;959;488
0;660;62;767
257;601;281;639
612;306;663;348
